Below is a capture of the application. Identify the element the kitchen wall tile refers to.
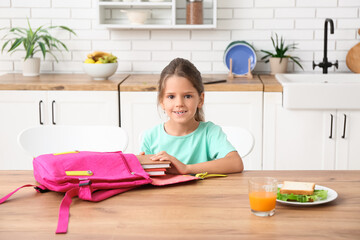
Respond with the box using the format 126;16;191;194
314;30;356;40
0;8;30;18
133;41;171;51
0;61;13;71
74;30;110;40
54;61;82;72
338;0;360;7
0;0;10;7
0;19;10;28
151;30;190;40
12;0;50;8
32;8;70;19
52;19;92;30
111;30;150;40
61;40;92;51
217;9;233;19
255;0;295;8
11;19;50;28
133;61;168;73
152;51;191;61
296;0;337;7
234;9;273;19
232;30;272;40
173;41;211;51
192;51;223;61
275;8;315;18
295;19;325;29
336;40;359;51
115;51;151;61
338;19;360;29
191;30;230;40
70;9;98;19
217;19;253;30
92;41;131;51
52;0;91;8
254;19;294;29
218;0;253;8
317;8;358;18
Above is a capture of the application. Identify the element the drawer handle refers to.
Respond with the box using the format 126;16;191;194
329;114;333;139
52;100;56;125
39;100;44;125
342;114;347;139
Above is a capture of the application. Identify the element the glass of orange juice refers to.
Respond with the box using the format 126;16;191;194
248;177;277;217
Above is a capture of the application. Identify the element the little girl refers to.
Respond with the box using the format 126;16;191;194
140;58;243;175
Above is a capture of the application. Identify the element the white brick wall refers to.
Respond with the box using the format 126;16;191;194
0;0;359;74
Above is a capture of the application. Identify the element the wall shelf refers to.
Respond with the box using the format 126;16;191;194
98;0;217;29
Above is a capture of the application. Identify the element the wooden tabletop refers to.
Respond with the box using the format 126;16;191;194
0;73;129;91
0;170;359;239
120;74;264;92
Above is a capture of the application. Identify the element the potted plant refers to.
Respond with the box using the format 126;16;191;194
261;33;303;74
1;18;76;76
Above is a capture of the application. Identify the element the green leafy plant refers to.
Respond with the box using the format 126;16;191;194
1;18;76;61
261;33;303;70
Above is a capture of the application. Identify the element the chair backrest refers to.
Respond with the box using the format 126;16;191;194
221;126;254;158
18;125;128;157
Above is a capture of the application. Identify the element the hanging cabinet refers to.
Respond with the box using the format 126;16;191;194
98;0;217;29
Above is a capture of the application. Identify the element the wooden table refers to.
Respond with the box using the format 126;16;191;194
1;170;359;239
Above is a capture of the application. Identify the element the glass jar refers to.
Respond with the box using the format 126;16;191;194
186;0;203;25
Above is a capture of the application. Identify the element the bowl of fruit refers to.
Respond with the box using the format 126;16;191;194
83;51;118;80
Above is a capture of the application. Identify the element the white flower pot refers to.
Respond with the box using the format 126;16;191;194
23;57;40;76
269;57;288;75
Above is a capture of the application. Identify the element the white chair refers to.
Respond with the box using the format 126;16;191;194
221;126;254;158
18;125;128;157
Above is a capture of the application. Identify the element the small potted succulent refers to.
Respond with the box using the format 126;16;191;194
1;18;76;76
261;33;303;74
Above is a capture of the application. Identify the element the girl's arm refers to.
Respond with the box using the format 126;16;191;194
150;151;243;175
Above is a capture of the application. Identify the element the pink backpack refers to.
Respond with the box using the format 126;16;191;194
0;151;154;233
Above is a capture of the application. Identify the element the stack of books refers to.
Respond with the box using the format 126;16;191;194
138;157;171;176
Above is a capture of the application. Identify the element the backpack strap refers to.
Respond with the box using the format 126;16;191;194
56;187;79;234
0;184;38;204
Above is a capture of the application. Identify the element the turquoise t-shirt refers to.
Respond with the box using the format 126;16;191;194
141;121;236;164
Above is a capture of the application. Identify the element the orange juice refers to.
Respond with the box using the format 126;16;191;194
249;192;277;212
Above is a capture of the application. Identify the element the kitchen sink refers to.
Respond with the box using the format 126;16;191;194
275;73;360;109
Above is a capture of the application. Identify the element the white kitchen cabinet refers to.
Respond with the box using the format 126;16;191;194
120;91;263;170
98;0;217;29
204;92;263;170
263;92;360;170
0;90;119;170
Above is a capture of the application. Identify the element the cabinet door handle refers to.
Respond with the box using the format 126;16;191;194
39;100;44;125
329;114;333;139
52;100;56;125
342;114;347;139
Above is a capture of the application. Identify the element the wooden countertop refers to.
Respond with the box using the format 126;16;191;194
0;73;282;92
1;170;359;239
120;74;264;92
0;73;129;91
259;74;283;92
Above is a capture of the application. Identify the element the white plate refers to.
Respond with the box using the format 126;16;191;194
276;184;338;206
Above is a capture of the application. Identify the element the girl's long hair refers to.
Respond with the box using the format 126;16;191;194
158;58;205;122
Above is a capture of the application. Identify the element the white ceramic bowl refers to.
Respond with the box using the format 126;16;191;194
82;63;118;80
122;10;150;25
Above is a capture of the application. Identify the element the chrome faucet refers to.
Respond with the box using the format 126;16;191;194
313;18;338;74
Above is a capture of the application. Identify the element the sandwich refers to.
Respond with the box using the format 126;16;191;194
277;181;328;203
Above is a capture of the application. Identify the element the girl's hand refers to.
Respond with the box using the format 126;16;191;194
151;151;188;175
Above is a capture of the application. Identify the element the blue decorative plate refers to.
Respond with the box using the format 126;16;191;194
224;41;256;75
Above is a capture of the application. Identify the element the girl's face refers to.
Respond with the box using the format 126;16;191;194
160;75;204;125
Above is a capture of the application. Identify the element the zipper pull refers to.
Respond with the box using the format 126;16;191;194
65;170;93;176
54;150;79;155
